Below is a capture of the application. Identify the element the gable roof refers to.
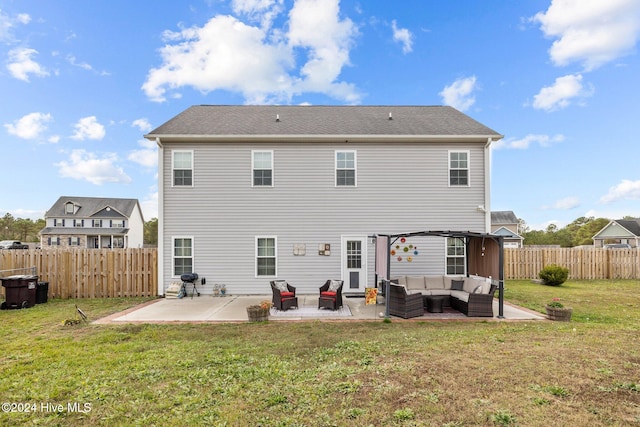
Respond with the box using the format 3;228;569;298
46;196;140;219
145;105;503;143
615;219;640;236
493;226;522;239
491;211;518;225
593;218;640;239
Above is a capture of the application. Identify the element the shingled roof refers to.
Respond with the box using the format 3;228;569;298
145;105;503;142
46;196;140;219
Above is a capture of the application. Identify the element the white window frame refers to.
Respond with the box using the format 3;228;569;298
65;202;75;214
448;150;470;187
445;237;466;275
92;219;102;228
172;236;194;278
69;236;80;246
335;150;357;187
111;219;125;228
255;236;277;278
172;150;194;187
251;150;274;187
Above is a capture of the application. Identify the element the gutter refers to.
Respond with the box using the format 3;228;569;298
144;134;504;144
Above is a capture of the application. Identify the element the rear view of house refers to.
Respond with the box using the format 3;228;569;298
146;105;503;295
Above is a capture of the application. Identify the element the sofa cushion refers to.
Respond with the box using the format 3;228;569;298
406;276;426;290
450;290;469;302
391;276;406;286
443;276;464;289
451;280;464;291
429;289;452;296
463;280;478;294
425;276;444;290
280;291;295;297
466;278;488;294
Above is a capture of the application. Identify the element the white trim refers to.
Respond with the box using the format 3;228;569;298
335;150;357;187
341;235;367;292
171;149;194;187
251;149;274;188
171;236;194;278
448;150;470;187
255;236;278;278
157;138;164;295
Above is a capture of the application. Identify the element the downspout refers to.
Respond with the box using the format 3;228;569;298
155;137;164;296
484;138;492;232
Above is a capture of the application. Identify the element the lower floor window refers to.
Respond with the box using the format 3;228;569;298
446;237;466;275
173;237;193;276
256;237;277;277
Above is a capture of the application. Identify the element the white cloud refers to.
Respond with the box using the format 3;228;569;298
439;76;477;112
544;196;580;210
599;179;640;204
532;73;591;111
6;47;49;81
4;112;52;139
128;139;157;168
492;133;565;150
142;0;360;104
56;149;131;185
391;20;413;53
132;118;152;133
140;189;158;220
0;10;30;42
232;0;284;29
71;116;106;140
532;0;640;70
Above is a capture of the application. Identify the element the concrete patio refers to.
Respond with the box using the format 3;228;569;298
94;294;546;324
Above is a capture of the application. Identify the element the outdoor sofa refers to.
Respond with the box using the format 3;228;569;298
389;275;497;317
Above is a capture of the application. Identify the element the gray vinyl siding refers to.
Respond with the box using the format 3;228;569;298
161;141;488;295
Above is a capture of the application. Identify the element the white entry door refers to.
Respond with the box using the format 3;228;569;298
341;236;367;293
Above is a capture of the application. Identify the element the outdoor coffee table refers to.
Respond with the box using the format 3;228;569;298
425;295;447;313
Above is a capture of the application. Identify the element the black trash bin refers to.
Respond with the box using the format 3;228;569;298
36;281;49;304
1;275;38;309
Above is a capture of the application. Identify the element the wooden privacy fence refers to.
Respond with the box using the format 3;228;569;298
0;248;157;299
504;247;640;280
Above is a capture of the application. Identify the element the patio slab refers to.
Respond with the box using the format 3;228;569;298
94;294;545;324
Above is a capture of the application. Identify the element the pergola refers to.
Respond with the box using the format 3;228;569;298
374;230;505;318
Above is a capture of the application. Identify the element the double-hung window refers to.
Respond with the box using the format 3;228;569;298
173;237;193;276
256;237;277;277
336;150;356;187
252;150;273;187
449;151;469;186
173;150;193;187
446;238;466;275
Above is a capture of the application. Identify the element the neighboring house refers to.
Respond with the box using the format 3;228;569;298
145;105;503;296
491;211;523;248
40;196;144;249
592;218;640;248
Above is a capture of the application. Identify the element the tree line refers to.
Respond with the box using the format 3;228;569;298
519;216;626;247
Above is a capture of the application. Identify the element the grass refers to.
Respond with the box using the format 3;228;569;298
0;280;639;426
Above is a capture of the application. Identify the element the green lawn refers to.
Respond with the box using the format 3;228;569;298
0;280;639;426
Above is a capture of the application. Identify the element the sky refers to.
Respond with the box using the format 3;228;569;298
1;0;640;231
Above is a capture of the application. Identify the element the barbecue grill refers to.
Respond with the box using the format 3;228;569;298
180;273;202;298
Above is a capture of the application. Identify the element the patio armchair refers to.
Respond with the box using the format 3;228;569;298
388;283;424;319
270;280;298;311
318;280;344;310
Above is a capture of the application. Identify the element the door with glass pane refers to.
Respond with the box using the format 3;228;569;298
341;236;367;292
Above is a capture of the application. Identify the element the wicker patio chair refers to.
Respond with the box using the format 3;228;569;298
451;284;497;317
270;280;298;311
388;284;424;319
318;279;344;310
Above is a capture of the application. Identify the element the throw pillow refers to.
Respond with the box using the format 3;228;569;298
451;280;464;291
328;280;342;292
473;285;484;293
274;280;288;292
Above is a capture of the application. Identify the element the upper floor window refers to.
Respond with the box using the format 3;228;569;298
252;150;273;187
449;151;469;186
446;238;466;275
54;219;65;227
92;219;102;228
172;150;193;187
336;151;356;187
74;219;84;227
111;220;125;228
65;202;75;214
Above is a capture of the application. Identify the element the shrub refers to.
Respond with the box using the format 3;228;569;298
538;264;569;286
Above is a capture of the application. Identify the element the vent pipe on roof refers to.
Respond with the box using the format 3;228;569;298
388;112;393;120
276;114;280;122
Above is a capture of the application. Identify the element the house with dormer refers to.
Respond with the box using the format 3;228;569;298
40;196;144;248
145;105;503;296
